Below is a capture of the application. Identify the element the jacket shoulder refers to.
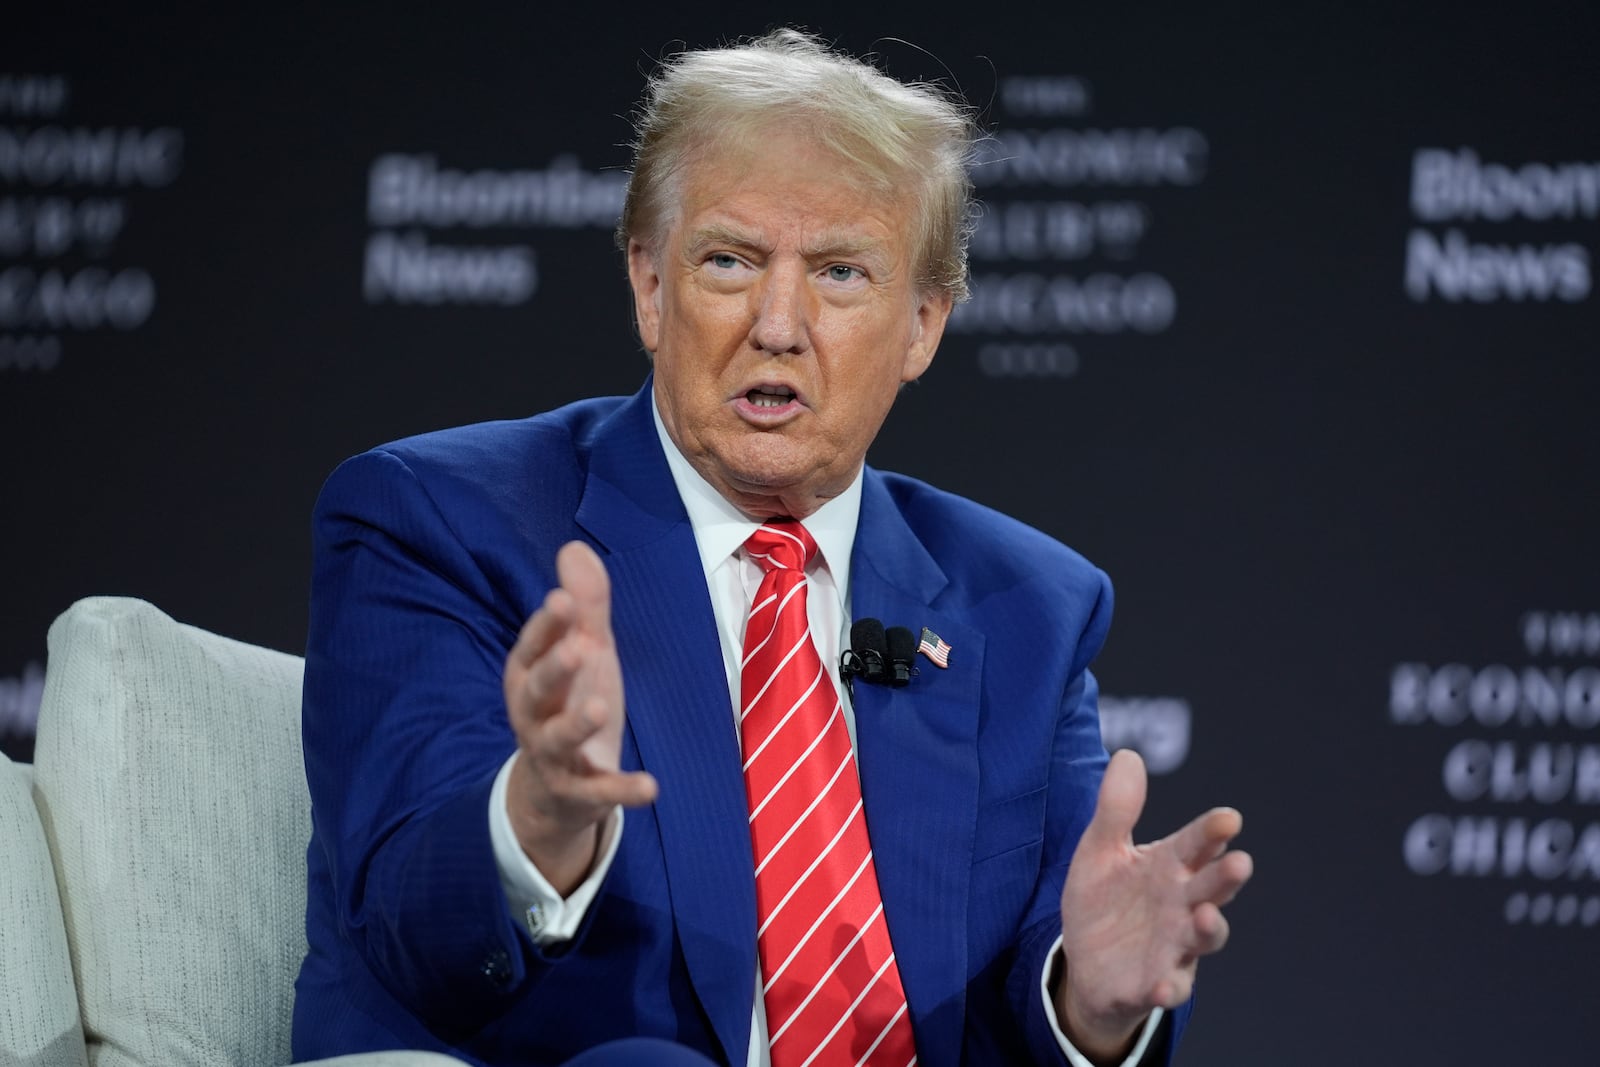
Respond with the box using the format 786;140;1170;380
369;395;623;483
311;395;630;565
320;395;623;504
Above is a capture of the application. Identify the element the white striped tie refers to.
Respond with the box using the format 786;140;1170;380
739;522;917;1067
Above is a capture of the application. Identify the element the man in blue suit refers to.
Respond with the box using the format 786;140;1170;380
295;29;1251;1067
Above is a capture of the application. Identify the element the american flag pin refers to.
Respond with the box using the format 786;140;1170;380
917;627;951;668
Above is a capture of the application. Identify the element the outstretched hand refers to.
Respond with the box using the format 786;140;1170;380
503;541;658;895
1056;749;1253;1062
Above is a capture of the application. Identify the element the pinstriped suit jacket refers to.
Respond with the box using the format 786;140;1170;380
292;380;1188;1065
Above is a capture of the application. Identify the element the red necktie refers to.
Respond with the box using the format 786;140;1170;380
739;521;917;1067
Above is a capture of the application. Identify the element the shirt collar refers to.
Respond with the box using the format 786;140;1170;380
650;391;861;598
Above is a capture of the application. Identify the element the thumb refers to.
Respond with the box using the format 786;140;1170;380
1084;748;1148;848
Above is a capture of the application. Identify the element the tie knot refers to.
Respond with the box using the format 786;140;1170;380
743;521;818;575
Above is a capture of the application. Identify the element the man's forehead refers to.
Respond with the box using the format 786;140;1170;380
671;136;906;237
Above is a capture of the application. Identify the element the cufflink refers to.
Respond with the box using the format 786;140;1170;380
479;947;512;990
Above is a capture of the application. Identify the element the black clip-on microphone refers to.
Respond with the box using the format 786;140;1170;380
841;619;920;698
885;626;917;687
840;618;889;702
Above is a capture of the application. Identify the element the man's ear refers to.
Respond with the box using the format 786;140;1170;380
627;238;663;353
900;289;953;383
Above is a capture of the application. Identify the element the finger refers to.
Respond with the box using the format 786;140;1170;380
507;588;576;673
1187;902;1230;958
1185;849;1254;908
1149;972;1194;1011
572;768;659;810
1082;748;1147;848
512;635;584;731
533;764;660;817
557;541;613;637
1169;805;1243;870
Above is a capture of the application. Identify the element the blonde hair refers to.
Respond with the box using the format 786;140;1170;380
617;29;977;301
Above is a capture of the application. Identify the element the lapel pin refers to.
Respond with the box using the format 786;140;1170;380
917;627;951;669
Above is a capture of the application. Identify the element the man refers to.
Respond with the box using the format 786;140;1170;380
294;29;1250;1067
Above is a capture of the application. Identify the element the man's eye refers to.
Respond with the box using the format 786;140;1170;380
827;264;862;282
710;253;740;270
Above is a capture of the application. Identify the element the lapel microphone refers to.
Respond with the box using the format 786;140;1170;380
840;619;917;696
884;626;916;687
840;618;888;696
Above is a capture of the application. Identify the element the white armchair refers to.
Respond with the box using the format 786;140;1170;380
0;597;468;1067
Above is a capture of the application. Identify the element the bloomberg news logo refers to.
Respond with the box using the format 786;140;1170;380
362;153;626;307
1392;611;1600;928
1405;148;1595;304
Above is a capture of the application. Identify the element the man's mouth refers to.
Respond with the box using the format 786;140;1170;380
746;385;796;409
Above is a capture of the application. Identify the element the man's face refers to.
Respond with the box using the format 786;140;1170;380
628;129;952;520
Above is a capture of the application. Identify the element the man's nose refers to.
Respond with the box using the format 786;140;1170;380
748;260;812;355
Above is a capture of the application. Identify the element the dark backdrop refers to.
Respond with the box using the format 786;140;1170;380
5;4;1598;1063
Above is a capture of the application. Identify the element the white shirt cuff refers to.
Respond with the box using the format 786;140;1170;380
489;751;623;945
1040;935;1164;1067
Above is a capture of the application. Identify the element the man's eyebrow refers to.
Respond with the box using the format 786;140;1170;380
683;223;893;269
684;223;768;253
800;232;890;264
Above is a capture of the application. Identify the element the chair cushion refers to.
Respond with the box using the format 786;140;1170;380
32;598;306;1067
0;754;89;1067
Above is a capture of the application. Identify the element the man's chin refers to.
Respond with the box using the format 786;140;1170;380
711;439;811;490
710;458;840;519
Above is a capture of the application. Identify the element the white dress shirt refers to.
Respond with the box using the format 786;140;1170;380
487;396;1161;1066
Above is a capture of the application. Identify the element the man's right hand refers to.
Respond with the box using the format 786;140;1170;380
503;540;659;895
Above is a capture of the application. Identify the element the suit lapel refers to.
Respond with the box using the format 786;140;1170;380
850;472;984;1066
572;396;985;1065
575;384;755;1067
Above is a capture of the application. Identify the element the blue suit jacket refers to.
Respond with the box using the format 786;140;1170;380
293;382;1190;1065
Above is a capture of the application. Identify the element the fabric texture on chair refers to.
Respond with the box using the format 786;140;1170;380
31;597;308;1067
0;754;89;1067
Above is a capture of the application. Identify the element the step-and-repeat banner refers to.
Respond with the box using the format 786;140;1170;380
5;6;1597;1063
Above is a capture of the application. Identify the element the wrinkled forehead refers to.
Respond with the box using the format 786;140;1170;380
654;119;908;241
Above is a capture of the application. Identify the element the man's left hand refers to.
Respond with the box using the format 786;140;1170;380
1055;749;1253;1063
